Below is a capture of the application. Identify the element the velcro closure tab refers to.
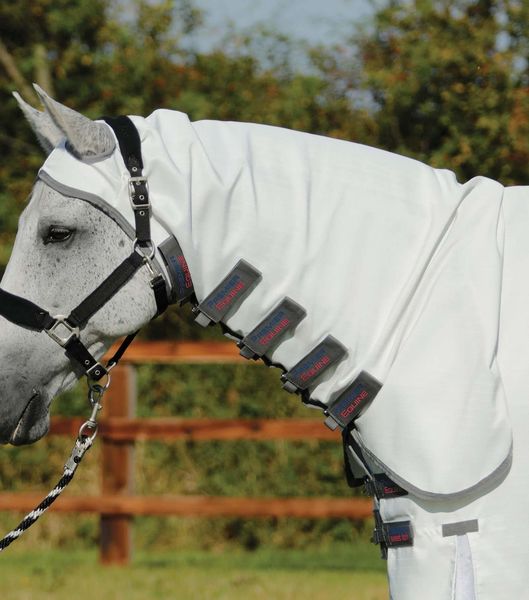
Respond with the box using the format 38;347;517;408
239;297;306;359
365;473;408;498
158;236;194;305
384;521;413;547
281;335;347;393
372;509;413;558
194;259;262;327
324;371;382;430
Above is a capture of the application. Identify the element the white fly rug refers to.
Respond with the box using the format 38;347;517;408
37;109;528;599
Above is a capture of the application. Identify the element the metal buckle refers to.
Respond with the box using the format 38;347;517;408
45;316;79;347
133;239;156;263
128;176;150;209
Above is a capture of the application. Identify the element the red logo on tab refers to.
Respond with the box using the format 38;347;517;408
340;389;368;418
177;255;193;289
259;318;290;345
390;532;410;543
215;281;245;310
300;355;330;382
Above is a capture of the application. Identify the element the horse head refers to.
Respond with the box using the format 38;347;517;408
0;87;158;445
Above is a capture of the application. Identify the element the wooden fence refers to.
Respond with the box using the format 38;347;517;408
0;341;372;564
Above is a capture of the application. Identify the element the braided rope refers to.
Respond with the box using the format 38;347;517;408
0;436;94;552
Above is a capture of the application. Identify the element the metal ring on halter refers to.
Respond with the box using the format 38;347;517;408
106;361;118;373
133;239;156;260
78;420;98;442
87;371;111;394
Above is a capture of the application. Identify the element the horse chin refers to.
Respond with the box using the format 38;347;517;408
9;391;50;446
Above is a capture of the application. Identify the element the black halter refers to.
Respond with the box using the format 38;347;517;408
0;116;193;381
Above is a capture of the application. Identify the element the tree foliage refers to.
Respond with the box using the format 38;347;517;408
0;0;366;268
347;0;529;183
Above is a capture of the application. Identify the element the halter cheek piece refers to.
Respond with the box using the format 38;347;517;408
0;116;194;381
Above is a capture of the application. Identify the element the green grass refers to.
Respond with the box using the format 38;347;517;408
0;544;388;600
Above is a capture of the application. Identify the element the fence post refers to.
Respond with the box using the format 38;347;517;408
100;363;136;565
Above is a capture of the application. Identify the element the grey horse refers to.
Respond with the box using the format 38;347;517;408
2;86;527;600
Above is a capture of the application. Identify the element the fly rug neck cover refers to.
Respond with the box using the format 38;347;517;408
39;109;528;600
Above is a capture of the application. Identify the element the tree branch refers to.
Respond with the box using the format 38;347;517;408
33;43;54;97
0;37;38;102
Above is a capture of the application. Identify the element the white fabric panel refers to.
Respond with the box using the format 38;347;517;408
38;110;512;499
454;535;476;600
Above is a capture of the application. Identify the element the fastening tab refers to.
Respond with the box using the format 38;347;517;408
371;509;413;559
281;335;347;394
194;259;262;327
238;297;306;360
324;371;382;430
364;473;408;499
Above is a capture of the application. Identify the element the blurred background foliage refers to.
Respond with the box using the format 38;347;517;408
1;0;529;551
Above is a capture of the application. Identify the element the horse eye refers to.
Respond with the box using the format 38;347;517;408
44;226;74;244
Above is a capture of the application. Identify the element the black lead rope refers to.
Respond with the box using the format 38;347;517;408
0;436;93;552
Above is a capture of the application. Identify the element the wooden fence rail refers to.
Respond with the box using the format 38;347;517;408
0;342;371;565
0;494;372;519
49;416;339;441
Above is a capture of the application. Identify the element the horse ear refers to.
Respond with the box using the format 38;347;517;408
32;83;115;159
12;91;64;155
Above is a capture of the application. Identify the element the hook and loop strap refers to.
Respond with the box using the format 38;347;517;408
280;335;347;394
323;371;382;431
158;236;195;305
193;259;262;327
344;434;412;558
238;297;306;360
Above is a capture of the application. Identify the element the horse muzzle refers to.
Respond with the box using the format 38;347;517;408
4;391;49;446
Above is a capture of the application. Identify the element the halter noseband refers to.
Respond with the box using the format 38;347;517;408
0;116;194;381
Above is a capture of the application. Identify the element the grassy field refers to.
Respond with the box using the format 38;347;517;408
0;543;388;600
